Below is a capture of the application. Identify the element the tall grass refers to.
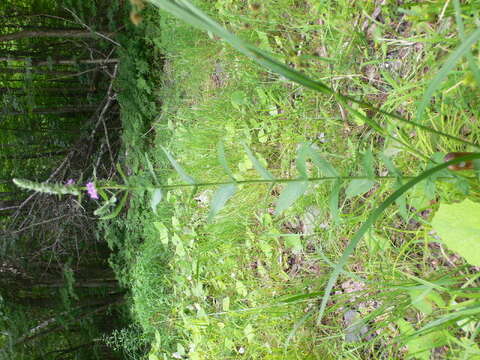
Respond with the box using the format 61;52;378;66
145;0;480;330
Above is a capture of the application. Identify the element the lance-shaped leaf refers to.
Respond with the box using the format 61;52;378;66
93;195;117;216
145;153;159;184
362;150;375;180
381;153;407;218
241;143;274;180
217;141;236;180
208;183;237;221
161;146;197;185
275;179;308;215
345;179;375;199
295;145;309;179
329;179;341;224
101;191;129;220
416;27;480;122
300;143;338;177
150;188;163;215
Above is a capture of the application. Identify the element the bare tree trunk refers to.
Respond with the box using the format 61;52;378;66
0;29;114;42
0;105;96;116
0;57;118;65
0;87;94;95
0;66;75;76
2;150;69;160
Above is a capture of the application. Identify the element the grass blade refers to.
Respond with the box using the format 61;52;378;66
242;143;274;180
452;0;480;87
161;146;197;185
416;27;480;121
208;183;237;221
317;153;480;325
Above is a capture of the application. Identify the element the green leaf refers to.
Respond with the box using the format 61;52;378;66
275;180;308;215
396;318;448;360
303;143;338;177
208;183;237;221
217;141;235;180
242;143;274;180
416;27;480;121
295;146;309;178
231;90;247;108
145;153;159;184
408;289;434;315
296;143;338;178
365;232;391;253
381;153;401;177
408;288;445;316
244;324;255;343
161;146;197;185
362;150;375;180
329;180;341;224
431;199;480;266
100;191;129;220
284;234;302;253
93;195;117;216
345;179;375;199
381;154;407;218
153;221;169;245
150;189;163;215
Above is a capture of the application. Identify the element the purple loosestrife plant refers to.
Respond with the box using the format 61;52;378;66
86;182;99;199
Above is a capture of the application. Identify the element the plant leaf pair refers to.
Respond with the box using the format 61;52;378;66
276;143;338;215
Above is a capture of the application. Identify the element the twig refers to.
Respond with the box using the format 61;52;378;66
11;215;69;235
63;7;120;47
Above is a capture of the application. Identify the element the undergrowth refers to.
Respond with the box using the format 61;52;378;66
99;1;480;359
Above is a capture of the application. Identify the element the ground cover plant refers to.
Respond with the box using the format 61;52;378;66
12;0;480;359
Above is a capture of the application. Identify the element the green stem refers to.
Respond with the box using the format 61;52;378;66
89;174;471;192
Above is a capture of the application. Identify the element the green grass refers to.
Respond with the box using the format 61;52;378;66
106;1;480;359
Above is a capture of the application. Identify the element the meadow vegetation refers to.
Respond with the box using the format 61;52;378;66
98;0;480;359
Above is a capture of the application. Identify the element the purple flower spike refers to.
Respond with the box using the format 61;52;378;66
66;179;75;185
86;182;99;199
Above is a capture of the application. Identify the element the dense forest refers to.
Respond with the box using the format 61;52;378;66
0;0;146;358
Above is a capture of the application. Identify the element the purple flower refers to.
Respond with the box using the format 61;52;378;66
66;179;75;185
86;182;99;199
